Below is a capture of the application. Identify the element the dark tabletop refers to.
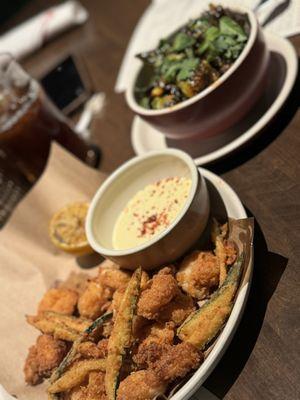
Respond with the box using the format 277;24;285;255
3;1;300;399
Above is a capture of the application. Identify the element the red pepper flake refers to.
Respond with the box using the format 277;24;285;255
138;211;169;238
174;199;178;204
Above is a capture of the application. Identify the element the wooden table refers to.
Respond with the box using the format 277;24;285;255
3;1;300;399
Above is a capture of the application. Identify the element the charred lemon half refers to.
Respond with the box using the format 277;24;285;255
49;202;92;255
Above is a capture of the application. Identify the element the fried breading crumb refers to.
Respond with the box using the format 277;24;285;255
176;251;220;299
24;334;68;385
137;267;179;320
117;370;166;400
38;288;78;315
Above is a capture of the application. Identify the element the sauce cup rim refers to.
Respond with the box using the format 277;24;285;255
86;149;200;256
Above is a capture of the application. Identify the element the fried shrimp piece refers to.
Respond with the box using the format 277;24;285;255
68;371;107;400
152;342;203;381
176;251;220;299
134;342;202;382
38;288;78;315
157;291;195;325
85;371;107;400
133;322;175;368
137;267;179;320
24;334;68;385
78;280;112;319
76;339;108;359
117;370;166;400
97;261;131;291
139;322;175;347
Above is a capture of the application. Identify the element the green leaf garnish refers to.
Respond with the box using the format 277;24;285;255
176;58;199;81
172;32;196;51
219;16;247;42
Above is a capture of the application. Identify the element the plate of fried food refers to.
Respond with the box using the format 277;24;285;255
23;150;253;400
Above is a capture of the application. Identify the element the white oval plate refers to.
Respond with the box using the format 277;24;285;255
172;167;253;400
131;33;298;166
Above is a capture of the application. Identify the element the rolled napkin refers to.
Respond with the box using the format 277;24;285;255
0;0;88;60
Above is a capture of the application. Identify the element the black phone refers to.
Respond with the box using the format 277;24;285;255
40;55;91;115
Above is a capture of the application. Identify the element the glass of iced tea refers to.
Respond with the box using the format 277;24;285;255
0;53;99;183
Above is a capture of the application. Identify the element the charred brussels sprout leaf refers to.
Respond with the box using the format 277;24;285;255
135;5;249;109
219;16;247;42
197;26;220;55
214;35;245;59
176;58;200;81
172;32;196;51
161;60;183;82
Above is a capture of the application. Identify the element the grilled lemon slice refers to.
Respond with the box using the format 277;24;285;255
49;202;92;255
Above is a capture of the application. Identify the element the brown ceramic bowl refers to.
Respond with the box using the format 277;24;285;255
85;150;209;270
126;5;270;140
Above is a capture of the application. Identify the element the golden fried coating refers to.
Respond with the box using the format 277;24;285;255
85;371;107;400
137;267;179;320
157;291;195;325
110;275;148;317
152;342;202;381
26;312;92;341
76;339;108;359
140;271;150;290
24;334;68;385
133;342;202;382
68;386;86;400
176;251;220;299
223;241;236;265
117;370;166;400
97;339;109;358
78;280;112;319
212;221;237;286
97;261;131;291
109;287;126;315
133;322;175;369
137;322;175;347
63;371;107;400
102;320;114;338
38;288;78;315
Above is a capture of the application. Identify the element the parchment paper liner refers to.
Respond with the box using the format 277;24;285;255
0;143;253;400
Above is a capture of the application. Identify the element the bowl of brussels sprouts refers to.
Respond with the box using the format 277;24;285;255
126;4;269;140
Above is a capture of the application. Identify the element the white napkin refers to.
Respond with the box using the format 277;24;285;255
115;0;300;93
0;0;88;60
